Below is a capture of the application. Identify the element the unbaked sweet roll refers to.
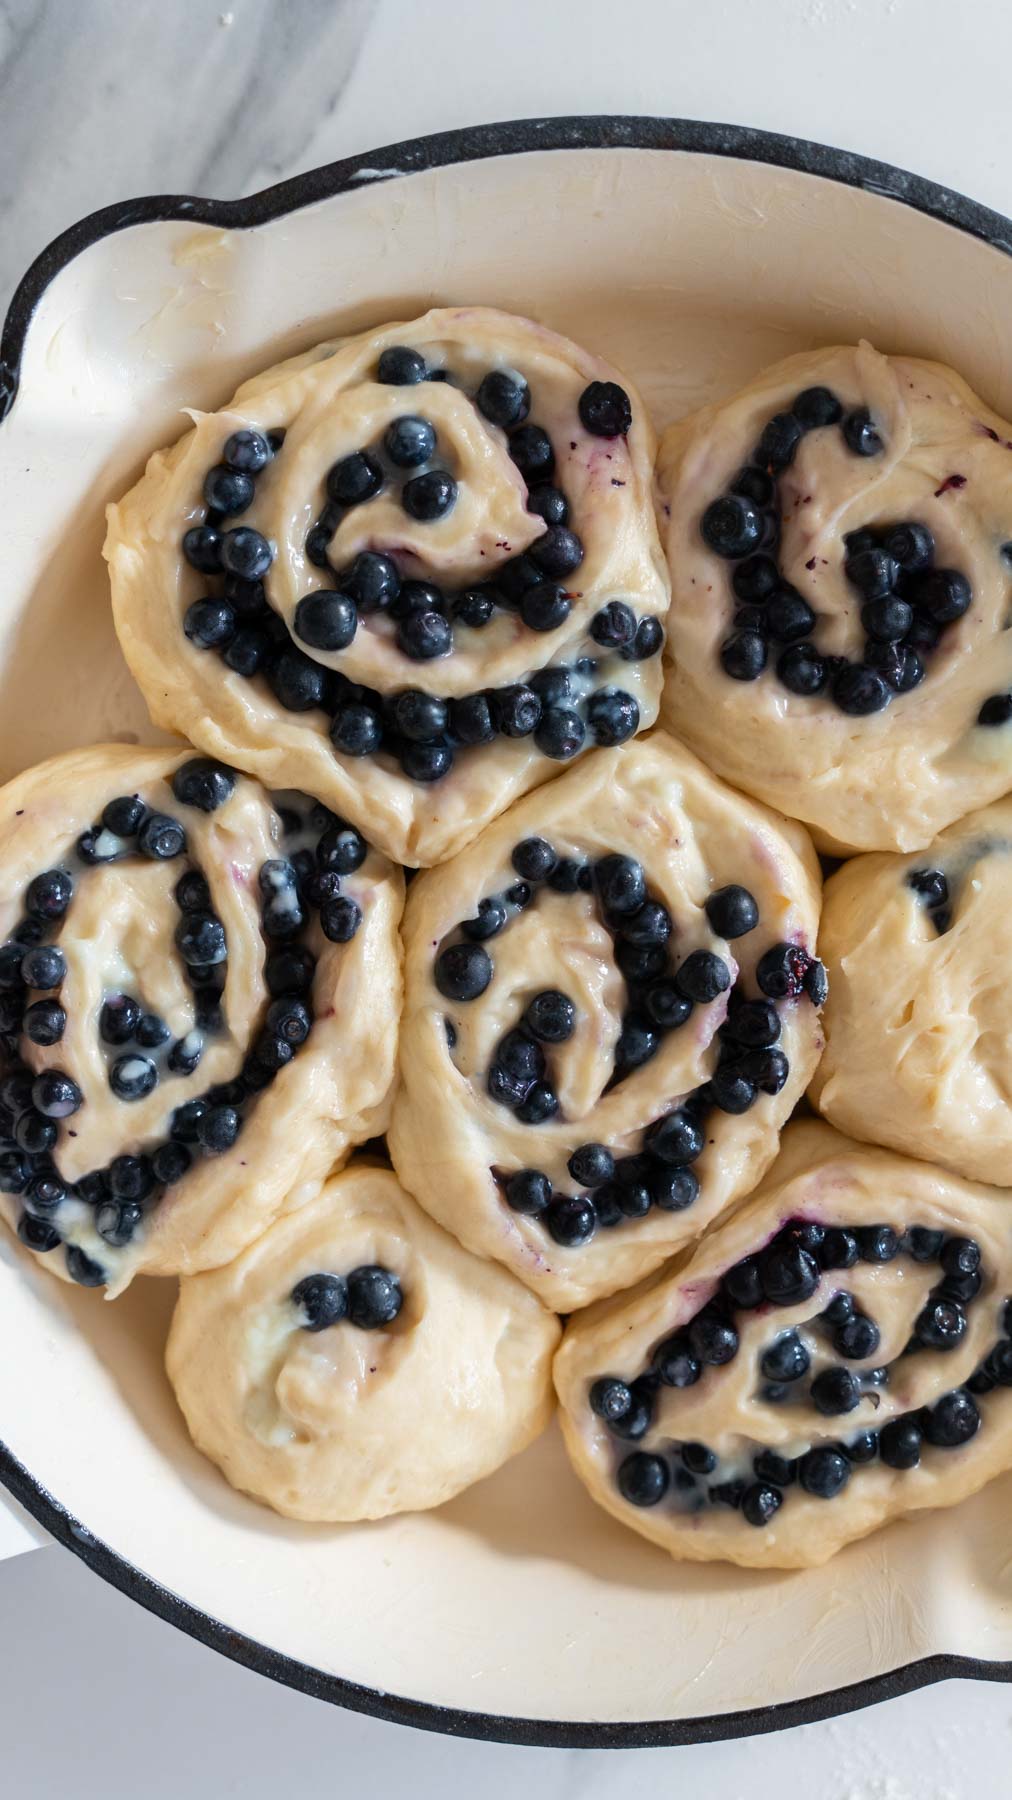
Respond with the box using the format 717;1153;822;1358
0;747;402;1293
389;733;824;1312
555;1122;1012;1569
106;306;668;867
166;1161;560;1521
658;343;1012;854
812;797;1012;1186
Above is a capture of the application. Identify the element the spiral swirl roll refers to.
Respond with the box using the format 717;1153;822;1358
556;1122;1012;1568
658;344;1012;854
0;746;402;1292
166;1161;560;1521
389;734;824;1312
107;307;668;867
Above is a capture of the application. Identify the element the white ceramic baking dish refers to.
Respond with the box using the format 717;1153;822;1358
3;118;1012;1748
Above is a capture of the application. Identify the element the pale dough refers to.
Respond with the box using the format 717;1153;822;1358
106;307;669;866
389;732;824;1312
555;1121;1012;1569
0;746;402;1291
812;796;1012;1185
166;1161;560;1522
658;343;1012;854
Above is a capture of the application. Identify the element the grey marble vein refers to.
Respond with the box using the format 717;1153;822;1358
0;0;376;318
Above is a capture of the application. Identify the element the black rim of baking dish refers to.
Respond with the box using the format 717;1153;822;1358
2;113;1012;1747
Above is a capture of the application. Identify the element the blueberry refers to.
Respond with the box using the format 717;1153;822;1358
195;1105;239;1155
435;943;493;1001
292;1272;348;1331
879;1416;922;1469
152;1142;192;1186
766;588;816;643
382;414;435;468
710;1481;746;1509
14;1111;56;1154
567;1143;614;1189
755;941;810;1000
476;370;530;428
823;1290;857;1327
856;1225;899;1263
109;1055;158;1102
616;940;668;984
294;590;357;652
754;412;803;471
701;496;764;559
613;1179;651;1218
753;1450;798;1487
0;1151;30;1194
709;1066;758;1114
908;869;949;911
65;1245;107;1288
913;1295;966;1351
495;556;541;607
526;990;576;1043
594;853;646;918
452;588;496;629
540;1193;594;1246
978;693;1012;727
732;555;779;605
328;451;384;505
175;912;227;965
613;1016;658;1074
487;1064;530;1109
139;813;187;860
725;1000;781;1049
688;1307;738;1366
730;466;775;506
799;1447;851;1498
776;643;827;695
675;949;730;1005
760;1331;809;1383
496;1029;544;1085
704;885;758;940
722;1256;764;1309
461;898;508;943
884;522;934;570
378;346;427;385
867;642;924;692
842;408;883;456
21;945;66;990
845;547;899;599
347;1264;403;1328
527;485;569;526
172;759;235;814
760;1240;820;1306
590;601;636;649
742;1483;783;1528
18;1215;62;1253
915;568;972;624
721;631;767;680
108;1154;155;1202
578;381;632;437
320;897;363;942
345;551;401;613
941;1237;981;1278
330;702;383;756
31;1070;82;1120
585;687;640;746
904;1225;945;1261
450;693;496;745
621;616;665;661
535;707;585;759
512;838;556;882
394;689;449;742
680;1441;717;1476
491;685;541;738
509;425;555;480
182;525;222;572
505;1169;552;1215
265;947;316;999
316;823;366;875
641;980;691;1032
521;582;572;632
617;1453;669;1507
184;598;235;649
220;527;273;580
397;610;453;660
22;999;66;1046
923;1388;980;1448
619;902;670;950
792;386;843;429
811;1367;860;1414
203;464;254;515
648;1109;705;1167
516;1081;559;1124
652;1335;701;1387
804;959;829;1006
989;1340;1012;1385
402;470;457;520
844;1431;880;1464
25;869;73;923
266;998;312;1046
223;428;272;473
589;1377;632;1422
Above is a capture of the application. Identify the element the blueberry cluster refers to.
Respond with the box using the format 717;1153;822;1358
595;1219;1008;1527
181;372;654;785
907;865;952;934
0;775;365;1287
433;836;823;1251
292;1263;403;1332
702;385;974;716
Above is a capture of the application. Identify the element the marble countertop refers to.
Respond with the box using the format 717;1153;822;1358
4;0;1012;1793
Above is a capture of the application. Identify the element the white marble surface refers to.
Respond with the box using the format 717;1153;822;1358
5;0;1012;1792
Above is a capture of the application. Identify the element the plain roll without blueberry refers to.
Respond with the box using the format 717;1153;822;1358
658;342;1012;854
166;1161;561;1522
0;746;402;1293
389;732;825;1312
106;306;669;866
555;1121;1012;1569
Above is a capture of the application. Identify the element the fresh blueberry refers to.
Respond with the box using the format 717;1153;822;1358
392;689;448;743
842;408;884;456
195;1104;240;1155
316;822;366;875
760;1240;819;1306
22;999;66;1046
99;995;142;1045
328;451;384;505
884;521;934;570
521;582;571;632
182;525;222;572
915;568;972;624
397;610;453;659
978;693;1012;727
402;470;457;520
722;1256;764;1309
776;643;827;695
172;759;235;814
109;1055;158;1102
617;1453;669;1507
856;1225;899;1263
640;980;690;1032
760;1330;810;1383
922;1388;980;1448
742;1483;783;1528
754;412;803;471
184;598;235;649
732;555;779;605
476;370;530;428
879;1416;922;1469
730;466;775;506
292;1272;349;1331
21;945;66;990
578;381;632;437
753;1449;798;1487
347;1264;403;1328
108;1154;155;1202
652;1335;701;1387
64;1244;106;1287
675;949;730;1004
755;941;810;1000
492;685;541;738
435;943;493;1001
175;913;227;965
504;1169;552;1215
792;386;843;429
613;1016;658;1074
586;687;639;745
31;1071;82;1119
13;1111;56;1154
378;346;427;384
862;597;914;643
330;701;383;756
593;853;646;918
203;464;254;515
535;706;585;759
904;1225;945;1261
509;426;555;481
688;1307;738;1366
702;495;765;560
543;1194;596;1246
151;1141;191;1186
709;1066;758;1114
721;631;767;680
724;1000;781;1049
647;1109;705;1166
527;485;569;526
138;813;187;860
223;428;272;474
845;547;899;599
811;1367;860;1414
26;869;73;922
450;693;496;745
567;1143;614;1188
384;415;437;469
589;1376;633;1422
345;551;401;613
799;1447;851;1498
680;1441;717;1476
833;1313;882;1363
319;896;363;942
621;616;665;661
17;1214;61;1253
913;1295;966;1351
511;837;556;883
941;1237;981;1278
294;590;357;652
705;885;758;939
220;528;273;580
516;1082;559;1124
452;588;496;629
525;990;576;1043
590;601;636;649
0;1152;31;1195
766;588;816;642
